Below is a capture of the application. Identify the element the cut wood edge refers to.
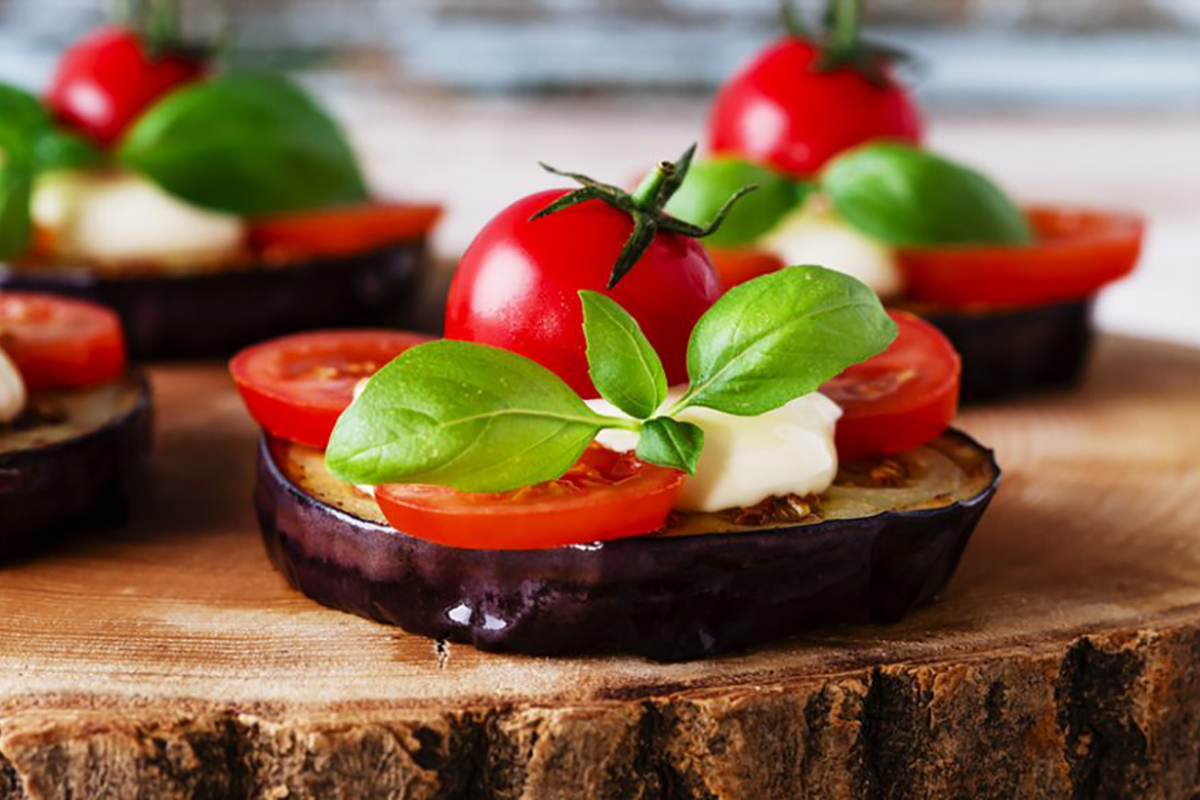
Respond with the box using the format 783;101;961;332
3;619;1199;799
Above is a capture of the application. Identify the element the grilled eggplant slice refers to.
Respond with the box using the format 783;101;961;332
256;430;1000;661
919;299;1093;404
0;242;429;360
0;373;152;560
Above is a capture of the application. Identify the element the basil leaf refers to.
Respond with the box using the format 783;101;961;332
0;84;49;156
579;290;667;419
119;73;368;216
326;340;618;493
822;142;1033;246
637;417;703;475
666;157;807;247
680;265;895;416
33;129;101;172
0;164;33;260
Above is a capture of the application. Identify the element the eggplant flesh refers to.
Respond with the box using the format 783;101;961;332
0;242;429;360
917;299;1094;404
0;373;152;561
257;431;1000;661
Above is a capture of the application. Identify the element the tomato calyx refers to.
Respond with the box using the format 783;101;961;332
780;0;911;88
115;0;216;62
531;144;757;289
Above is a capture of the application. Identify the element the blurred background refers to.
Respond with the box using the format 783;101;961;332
2;0;1198;343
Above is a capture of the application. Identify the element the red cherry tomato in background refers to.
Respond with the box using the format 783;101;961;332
47;26;207;146
822;311;959;462
375;444;684;549
708;38;922;178
445;190;722;398
249;203;442;260
707;246;787;291
0;292;127;392
230;330;430;450
898;206;1144;309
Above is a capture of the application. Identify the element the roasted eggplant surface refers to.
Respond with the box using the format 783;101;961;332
0;373;152;560
257;430;999;661
0;242;428;360
919;299;1093;404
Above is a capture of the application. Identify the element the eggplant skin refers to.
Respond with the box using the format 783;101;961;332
0;374;152;562
0;242;428;360
922;299;1094;404
256;431;1000;662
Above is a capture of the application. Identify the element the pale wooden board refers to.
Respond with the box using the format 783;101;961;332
1;334;1199;798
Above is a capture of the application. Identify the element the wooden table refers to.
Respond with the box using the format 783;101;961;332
2;334;1200;798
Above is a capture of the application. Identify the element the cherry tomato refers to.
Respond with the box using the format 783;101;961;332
249;203;442;260
230;330;430;450
0;292;127;392
822;311;959;461
445;190;721;397
707;246;786;291
708;38;922;178
375;444;684;549
47;26;206;146
898;206;1144;309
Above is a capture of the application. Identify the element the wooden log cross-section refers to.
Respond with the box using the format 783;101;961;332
1;334;1200;798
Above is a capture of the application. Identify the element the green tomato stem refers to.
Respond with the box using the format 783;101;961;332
630;161;673;210
827;0;861;60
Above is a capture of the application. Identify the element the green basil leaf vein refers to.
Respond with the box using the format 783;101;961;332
580;289;667;419
119;73;368;216
636;417;704;474
679;265;896;417
326;340;622;493
821;142;1033;247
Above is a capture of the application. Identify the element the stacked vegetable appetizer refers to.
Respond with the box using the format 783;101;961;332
0;292;150;560
235;151;999;660
671;0;1143;402
0;13;439;358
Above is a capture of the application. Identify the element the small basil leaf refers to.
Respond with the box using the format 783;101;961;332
0;164;33;260
33;129;101;172
119;73;369;216
579;290;667;419
0;84;49;151
636;417;704;475
665;157;807;247
326;340;612;493
822;142;1033;246
682;265;895;416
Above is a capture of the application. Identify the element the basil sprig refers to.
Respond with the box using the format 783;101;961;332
821;142;1034;246
0;83;101;259
119;73;368;216
327;265;895;491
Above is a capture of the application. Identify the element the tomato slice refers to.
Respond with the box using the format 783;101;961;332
707;246;786;290
230;330;430;449
898;206;1143;309
0;292;127;392
375;445;685;549
822;311;960;462
249;203;441;259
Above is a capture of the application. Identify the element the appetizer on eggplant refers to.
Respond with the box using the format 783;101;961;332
0;9;439;359
235;151;999;661
672;0;1143;402
0;292;151;560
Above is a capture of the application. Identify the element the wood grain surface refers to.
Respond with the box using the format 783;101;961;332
2;334;1199;798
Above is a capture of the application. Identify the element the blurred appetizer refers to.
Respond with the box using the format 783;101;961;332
0;292;150;560
678;0;1143;401
0;7;439;359
235;150;999;660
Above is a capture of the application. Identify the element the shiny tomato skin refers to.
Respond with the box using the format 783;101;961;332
708;38;922;177
375;445;685;549
707;246;786;291
0;292;127;392
230;330;430;450
249;203;442;259
47;26;206;146
445;190;721;397
898;206;1144;309
822;311;960;461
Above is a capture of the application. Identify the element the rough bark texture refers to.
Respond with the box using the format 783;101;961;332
2;623;1199;799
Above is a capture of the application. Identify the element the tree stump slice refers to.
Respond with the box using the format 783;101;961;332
2;334;1200;799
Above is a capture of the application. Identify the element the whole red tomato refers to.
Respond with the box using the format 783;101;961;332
445;189;721;398
708;37;922;177
47;26;206;146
